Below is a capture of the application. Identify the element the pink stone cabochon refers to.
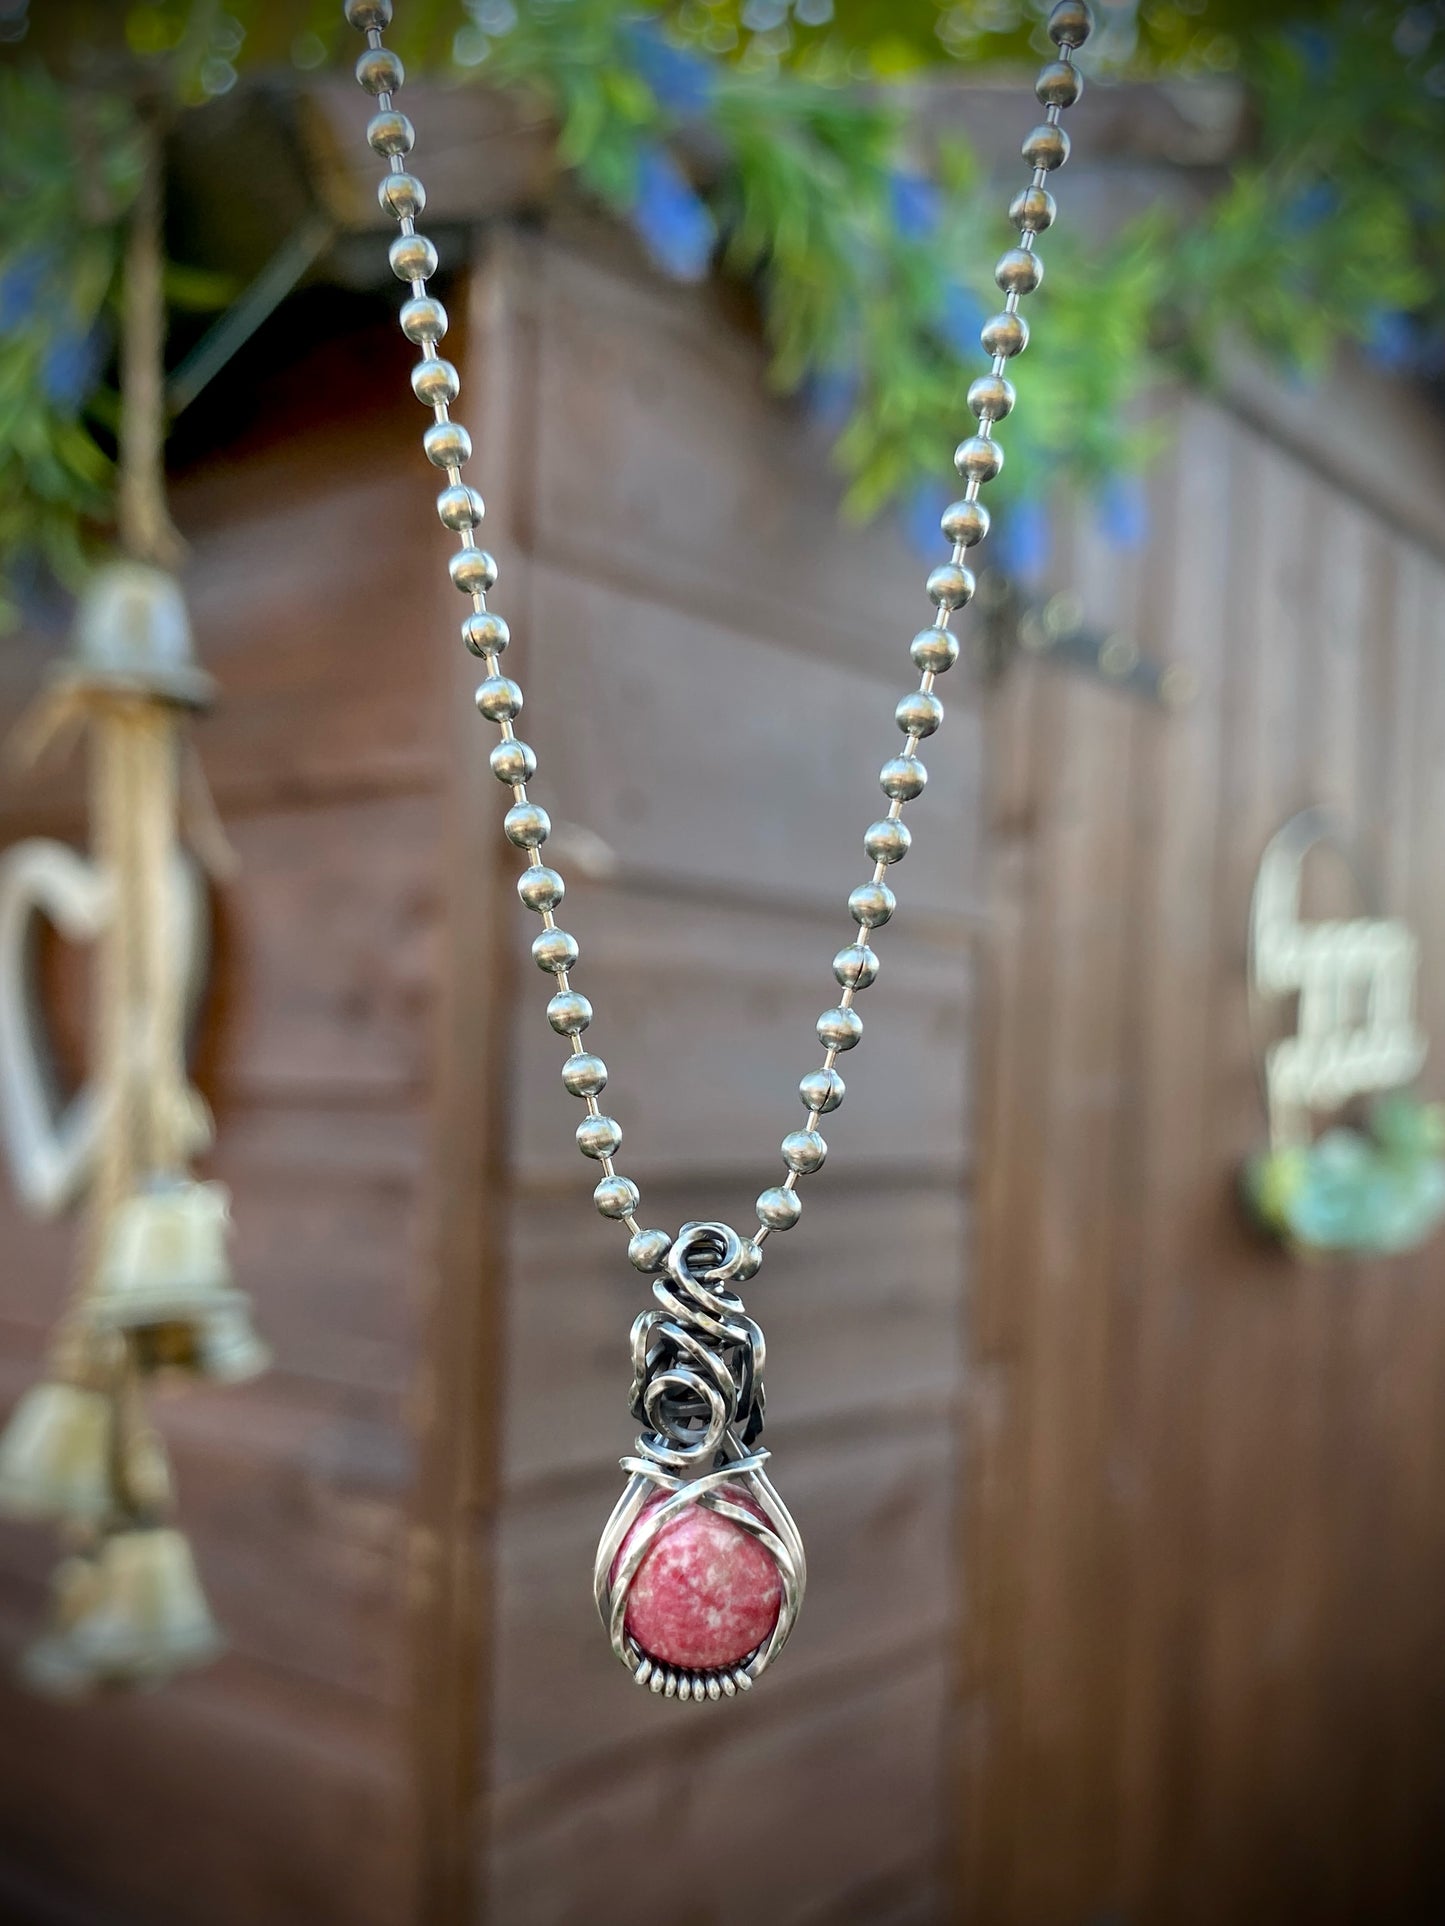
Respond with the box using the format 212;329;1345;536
611;1483;783;1671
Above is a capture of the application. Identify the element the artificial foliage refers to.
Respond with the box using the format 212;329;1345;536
0;1;1441;619
1243;1096;1445;1260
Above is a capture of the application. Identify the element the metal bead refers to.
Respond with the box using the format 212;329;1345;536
834;943;880;990
800;1067;845;1113
1048;0;1093;48
400;295;447;344
927;562;975;608
477;675;523;722
864;818;911;864
817;1006;863;1052
1036;60;1083;108
390;233;437;282
734;1238;763;1281
942;499;991;547
995;248;1044;296
757;1186;802;1232
955;435;1005;482
969;374;1016;422
368;112;415;159
629;1228;672;1272
378;172;425;220
451;550;498;596
562;1052;608;1097
411;356;458;405
547;990;591;1034
595;1176;640;1219
517;865;564;912
912;627;961;674
1011;187;1057;234
896;690;943;738
1023;123;1070;171
782;1129;827;1175
981;312;1029;359
438;484;485;530
345;0;393;28
849;881;896;927
463;610;510;655
504;801;550;848
881;755;927;801
490;738;537;786
577;1115;622;1160
424;420;471;467
532;927;578;974
356;47;404;95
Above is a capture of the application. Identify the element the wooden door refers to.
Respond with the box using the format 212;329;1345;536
962;389;1445;1924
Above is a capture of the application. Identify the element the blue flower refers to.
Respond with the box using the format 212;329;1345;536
41;324;106;412
801;363;859;432
625;22;716;117
1097;474;1148;551
1365;307;1424;374
1284;181;1338;233
936;281;985;360
0;249;50;333
630;146;716;284
1286;24;1335;76
994;497;1050;580
900;482;951;563
889;169;942;242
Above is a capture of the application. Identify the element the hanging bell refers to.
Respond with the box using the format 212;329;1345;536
88;1178;269;1382
0;1381;114;1523
20;1527;223;1697
16;1554;109;1699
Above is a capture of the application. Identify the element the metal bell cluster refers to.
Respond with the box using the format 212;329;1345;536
0;563;264;1696
0;1178;265;1695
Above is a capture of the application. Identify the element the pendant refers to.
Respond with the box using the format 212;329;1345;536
593;1221;806;1699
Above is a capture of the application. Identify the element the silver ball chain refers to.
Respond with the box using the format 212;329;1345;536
344;0;1094;1279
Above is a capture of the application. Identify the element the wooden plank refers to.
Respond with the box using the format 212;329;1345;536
0;1626;409;1926
489;1415;956;1786
1224;352;1445;564
956;564;1057;1922
1181;438;1332;1922
402;240;523;1926
522;561;982;921
510;883;973;1190
485;1653;950;1926
206;793;441;1106
529;241;936;670
503;1179;967;1488
1106;400;1245;1921
210;1103;425;1396
1268;480;1375;1919
999;498;1144;1923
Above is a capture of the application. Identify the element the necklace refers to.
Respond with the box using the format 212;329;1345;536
343;0;1093;1702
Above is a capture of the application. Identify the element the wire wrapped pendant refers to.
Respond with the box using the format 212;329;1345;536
593;1222;805;1699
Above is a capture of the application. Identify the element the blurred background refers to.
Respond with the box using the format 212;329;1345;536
0;1;1443;1921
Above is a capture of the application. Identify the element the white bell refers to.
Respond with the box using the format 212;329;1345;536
89;1179;269;1382
0;1381;113;1522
